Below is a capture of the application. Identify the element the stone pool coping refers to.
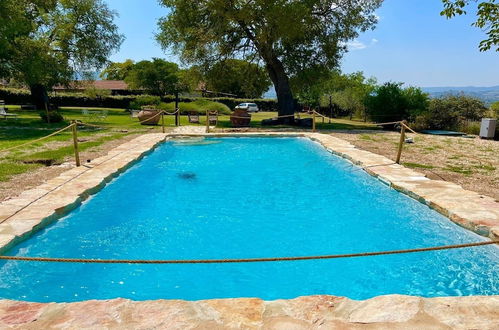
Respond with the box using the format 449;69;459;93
0;131;498;327
1;295;498;329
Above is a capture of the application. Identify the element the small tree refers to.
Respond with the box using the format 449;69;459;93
402;87;430;120
125;59;185;96
365;82;408;122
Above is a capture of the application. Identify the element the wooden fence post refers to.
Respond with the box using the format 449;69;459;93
312;111;316;132
161;111;165;133
396;121;406;164
206;110;210;133
71;121;81;167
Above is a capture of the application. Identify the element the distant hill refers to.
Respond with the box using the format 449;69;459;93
264;86;499;106
421;86;499;106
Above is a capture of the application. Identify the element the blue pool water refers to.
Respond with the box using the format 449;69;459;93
0;137;497;302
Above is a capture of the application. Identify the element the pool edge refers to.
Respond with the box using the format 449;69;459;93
0;294;497;328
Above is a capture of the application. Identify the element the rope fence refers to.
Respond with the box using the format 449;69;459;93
0;123;75;153
0;240;496;264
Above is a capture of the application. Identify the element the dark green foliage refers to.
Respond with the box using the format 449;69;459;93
205;59;271;98
365;82;409;122
39;111;64;123
100;59;135;80
125;59;185;96
416;95;488;130
403;87;430;119
364;83;430;123
129;95;162;109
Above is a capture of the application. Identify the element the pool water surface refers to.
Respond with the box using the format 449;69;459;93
0;137;497;302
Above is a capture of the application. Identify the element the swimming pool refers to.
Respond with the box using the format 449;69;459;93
0;137;497;302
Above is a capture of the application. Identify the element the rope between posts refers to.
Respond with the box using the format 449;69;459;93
0;124;75;153
312;111;329;119
136;110;166;124
162;109;180;115
0;241;496;264
375;120;403;126
401;122;420;135
76;121;105;129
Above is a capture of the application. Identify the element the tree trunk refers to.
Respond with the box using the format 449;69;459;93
29;84;49;111
263;56;295;124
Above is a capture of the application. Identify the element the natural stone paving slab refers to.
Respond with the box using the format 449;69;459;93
0;295;497;329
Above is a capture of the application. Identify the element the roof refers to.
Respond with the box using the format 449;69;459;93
54;80;129;91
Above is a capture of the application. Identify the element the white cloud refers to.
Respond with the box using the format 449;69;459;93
342;38;379;51
345;39;367;50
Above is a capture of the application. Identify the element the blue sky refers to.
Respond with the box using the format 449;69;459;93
105;0;498;87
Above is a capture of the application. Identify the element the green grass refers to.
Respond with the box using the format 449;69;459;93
444;165;473;175
402;162;436;169
473;164;496;172
0;162;42;181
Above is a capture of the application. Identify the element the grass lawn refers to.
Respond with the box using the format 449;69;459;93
0;106;376;194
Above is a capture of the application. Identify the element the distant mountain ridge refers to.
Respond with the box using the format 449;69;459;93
421;86;499;106
264;86;499;105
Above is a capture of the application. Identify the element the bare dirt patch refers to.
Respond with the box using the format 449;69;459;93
330;130;499;200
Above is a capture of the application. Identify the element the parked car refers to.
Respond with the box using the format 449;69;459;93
235;103;259;112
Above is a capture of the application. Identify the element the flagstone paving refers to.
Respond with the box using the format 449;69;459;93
0;295;497;329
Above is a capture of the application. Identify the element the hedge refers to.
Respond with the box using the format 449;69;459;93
0;88;278;111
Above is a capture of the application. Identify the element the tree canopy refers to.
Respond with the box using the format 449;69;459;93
205;59;271;98
0;0;123;109
100;59;135;80
157;0;383;120
441;0;498;51
125;58;184;96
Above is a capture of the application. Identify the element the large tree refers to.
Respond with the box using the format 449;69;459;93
157;0;382;122
0;0;123;110
205;59;271;98
441;0;498;51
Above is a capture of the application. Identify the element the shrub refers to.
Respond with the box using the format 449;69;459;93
458;121;481;135
424;95;487;130
490;101;499;118
84;87;112;98
39;111;64;123
129;95;162;109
